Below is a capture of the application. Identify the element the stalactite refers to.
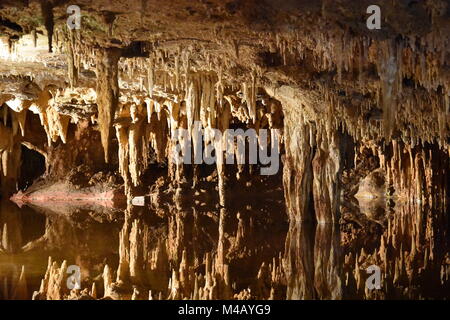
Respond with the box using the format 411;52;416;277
66;29;79;88
0;142;21;196
242;73;257;124
312;126;341;224
378;40;399;140
96;48;121;163
103;265;113;298
115;122;130;194
40;1;54;53
0;123;13;153
129;115;146;187
46;107;70;144
283;116;315;222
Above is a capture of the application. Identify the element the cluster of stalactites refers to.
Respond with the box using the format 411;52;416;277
2;87;78;144
381;140;449;209
114;94;169;190
71;28;449;164
272;30;449;149
31;90;72;145
115;59;283;196
0;84;85;193
0;103;25;189
57;28;96;75
57;39;284;193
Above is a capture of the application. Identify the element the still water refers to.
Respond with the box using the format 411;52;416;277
0;197;448;300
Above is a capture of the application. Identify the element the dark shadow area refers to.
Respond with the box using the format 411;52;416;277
18;145;45;191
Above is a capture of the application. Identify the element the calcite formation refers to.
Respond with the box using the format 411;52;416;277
0;0;448;300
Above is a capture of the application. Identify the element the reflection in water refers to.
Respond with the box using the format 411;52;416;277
284;222;315;299
0;195;448;300
284;222;343;300
314;223;343;299
0;200;45;300
0;199;121;300
343;201;450;300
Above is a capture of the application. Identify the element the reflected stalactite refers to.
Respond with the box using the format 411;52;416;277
34;258;69;300
314;223;343;300
0;200;23;253
282;221;344;300
216;208;228;276
24;197;287;300
0;264;28;300
283;222;316;299
1;193;446;300
0;141;21;197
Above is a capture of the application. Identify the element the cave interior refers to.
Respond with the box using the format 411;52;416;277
0;0;449;300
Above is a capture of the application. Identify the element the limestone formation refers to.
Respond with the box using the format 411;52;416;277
0;0;448;301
